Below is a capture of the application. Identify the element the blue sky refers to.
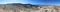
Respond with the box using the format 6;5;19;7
0;0;60;5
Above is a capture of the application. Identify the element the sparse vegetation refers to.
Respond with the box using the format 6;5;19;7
0;3;59;12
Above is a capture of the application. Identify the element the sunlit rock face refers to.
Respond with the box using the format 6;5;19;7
0;4;55;12
3;5;50;12
0;3;40;12
0;3;59;12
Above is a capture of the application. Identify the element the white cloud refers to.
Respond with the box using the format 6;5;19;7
0;0;30;4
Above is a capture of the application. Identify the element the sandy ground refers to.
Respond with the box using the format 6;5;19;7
0;5;59;12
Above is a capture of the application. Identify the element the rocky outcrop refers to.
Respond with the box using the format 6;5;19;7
0;3;59;12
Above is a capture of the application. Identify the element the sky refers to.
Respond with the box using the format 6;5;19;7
0;0;60;5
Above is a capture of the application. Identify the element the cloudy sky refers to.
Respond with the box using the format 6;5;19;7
0;0;60;5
